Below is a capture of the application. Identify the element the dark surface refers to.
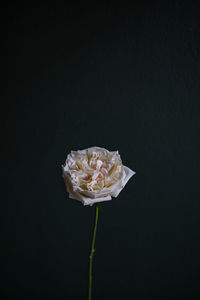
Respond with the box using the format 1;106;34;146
3;1;200;299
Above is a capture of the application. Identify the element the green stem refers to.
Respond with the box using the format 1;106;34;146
88;204;99;300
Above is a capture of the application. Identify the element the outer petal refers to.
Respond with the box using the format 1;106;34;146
80;195;112;206
110;166;136;197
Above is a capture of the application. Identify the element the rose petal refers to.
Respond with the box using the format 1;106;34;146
111;166;136;197
80;195;112;206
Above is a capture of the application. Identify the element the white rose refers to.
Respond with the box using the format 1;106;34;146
62;146;136;206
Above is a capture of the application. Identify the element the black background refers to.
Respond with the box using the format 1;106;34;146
3;1;200;299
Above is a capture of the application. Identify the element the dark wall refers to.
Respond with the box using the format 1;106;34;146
3;1;200;299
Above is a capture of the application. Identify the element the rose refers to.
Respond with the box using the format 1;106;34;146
62;146;135;206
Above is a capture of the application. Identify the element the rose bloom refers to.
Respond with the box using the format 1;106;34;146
62;146;135;206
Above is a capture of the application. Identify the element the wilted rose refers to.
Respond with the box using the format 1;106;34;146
62;146;135;206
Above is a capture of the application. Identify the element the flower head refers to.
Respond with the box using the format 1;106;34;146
62;146;135;206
